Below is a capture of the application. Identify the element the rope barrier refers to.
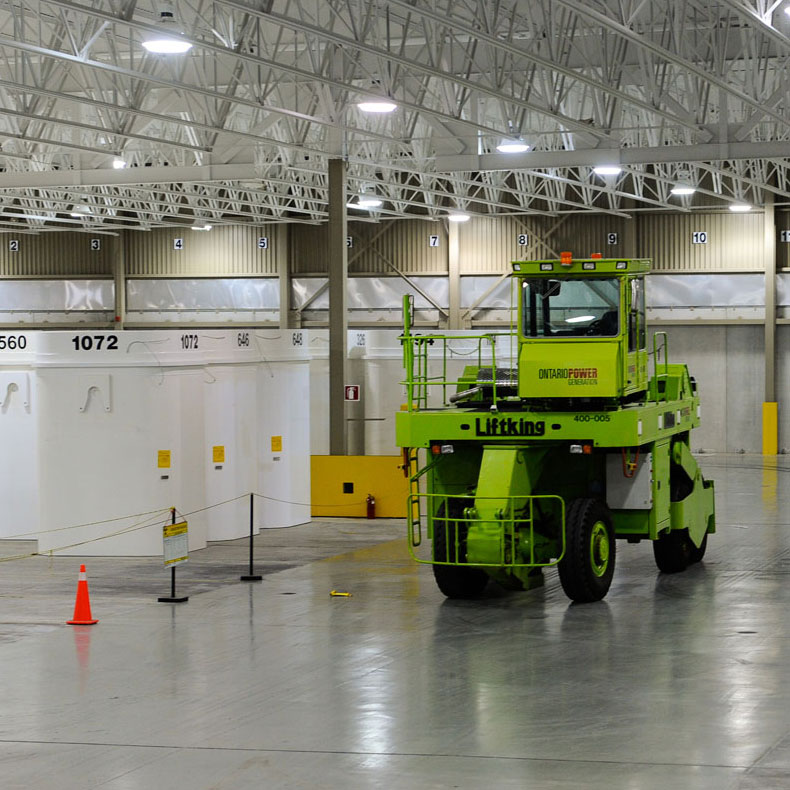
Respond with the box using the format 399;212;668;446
0;509;172;563
2;506;175;540
252;492;367;508
0;488;377;564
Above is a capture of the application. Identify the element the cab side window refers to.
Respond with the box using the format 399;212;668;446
628;278;646;352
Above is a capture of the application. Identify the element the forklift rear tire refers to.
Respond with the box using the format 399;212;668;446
689;532;708;564
433;500;489;599
558;498;616;603
653;528;693;573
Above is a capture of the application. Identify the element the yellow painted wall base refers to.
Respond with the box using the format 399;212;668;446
763;402;778;455
311;455;408;518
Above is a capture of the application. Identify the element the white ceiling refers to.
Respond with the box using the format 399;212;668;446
1;0;790;232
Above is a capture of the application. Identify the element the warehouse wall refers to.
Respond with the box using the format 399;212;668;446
0;211;779;456
657;327;765;453
126;225;285;276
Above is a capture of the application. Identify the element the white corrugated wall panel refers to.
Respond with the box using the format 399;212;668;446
459;216;535;273
637;212;764;271
126;225;283;276
457;216;634;273
349;219;447;274
0;232;114;276
550;215;632;259
777;211;790;270
290;225;328;274
291;219;448;274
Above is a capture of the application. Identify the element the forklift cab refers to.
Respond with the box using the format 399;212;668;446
514;258;649;401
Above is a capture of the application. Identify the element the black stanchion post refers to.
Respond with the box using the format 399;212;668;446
158;506;189;603
241;493;262;582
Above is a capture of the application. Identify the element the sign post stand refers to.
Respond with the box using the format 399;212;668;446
240;493;262;582
158;507;189;603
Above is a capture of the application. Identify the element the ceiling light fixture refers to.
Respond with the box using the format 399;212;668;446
69;205;91;218
670;185;696;196
112;157;127;169
593;165;623;176
357;196;382;208
357;100;397;113
142;2;193;54
496;139;530;153
191;222;212;230
728;203;751;212
447;213;471;223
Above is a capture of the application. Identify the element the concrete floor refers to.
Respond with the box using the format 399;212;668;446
0;454;788;789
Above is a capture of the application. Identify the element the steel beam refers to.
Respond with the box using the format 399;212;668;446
328;158;348;456
764;191;776;404
448;220;461;329
113;232;126;329
434;142;790;173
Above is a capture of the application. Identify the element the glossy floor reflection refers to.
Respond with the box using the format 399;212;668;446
1;455;788;789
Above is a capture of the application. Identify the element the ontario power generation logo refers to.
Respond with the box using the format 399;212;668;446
538;367;598;386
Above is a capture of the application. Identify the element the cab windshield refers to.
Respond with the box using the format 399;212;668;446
522;277;620;338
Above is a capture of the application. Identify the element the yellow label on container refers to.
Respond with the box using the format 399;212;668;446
271;435;282;452
158;450;171;469
213;445;225;463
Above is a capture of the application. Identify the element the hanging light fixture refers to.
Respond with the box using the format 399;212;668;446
142;2;193;54
357;100;397;113
593;165;623;176
496;138;530;153
357;195;382;208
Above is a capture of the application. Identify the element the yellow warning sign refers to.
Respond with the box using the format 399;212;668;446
158;450;171;469
163;521;188;539
212;445;225;463
271;435;282;452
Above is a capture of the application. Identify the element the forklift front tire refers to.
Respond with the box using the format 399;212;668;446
558;498;616;603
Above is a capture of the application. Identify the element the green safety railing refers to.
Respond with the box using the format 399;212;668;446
407;491;565;568
400;294;517;411
651;331;669;402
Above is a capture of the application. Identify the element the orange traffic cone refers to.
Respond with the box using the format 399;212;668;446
67;564;98;625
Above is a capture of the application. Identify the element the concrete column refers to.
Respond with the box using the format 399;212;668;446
623;200;638;257
113;232;126;329
448;220;461;329
763;193;778;454
328;158;348;455
279;225;292;329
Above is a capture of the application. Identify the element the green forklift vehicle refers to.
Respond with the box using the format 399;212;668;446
396;257;715;603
